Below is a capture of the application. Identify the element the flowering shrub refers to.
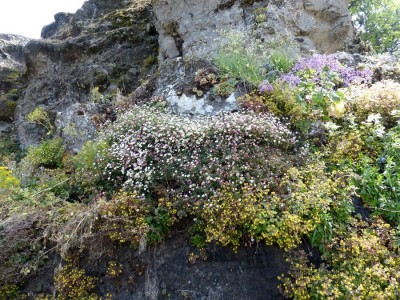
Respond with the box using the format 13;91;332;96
54;264;99;300
352;80;400;125
241;82;313;132
257;54;373;123
291;54;372;86
104;106;298;203
281;219;400;299
0;166;19;189
96;191;151;246
195;184;268;251
193;160;353;252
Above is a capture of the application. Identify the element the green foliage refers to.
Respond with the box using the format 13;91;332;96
71;140;110;195
281;219;400;299
26;108;54;135
0;284;24;300
145;199;176;244
196;184;267;251
269;50;295;74
295;69;346;121
212;77;237;97
214;30;268;85
359;124;400;223
350;0;400;52
23;139;65;169
193;161;353;252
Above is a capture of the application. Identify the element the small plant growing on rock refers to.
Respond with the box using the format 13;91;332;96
26;107;54;135
106;261;123;278
212;77;237;97
194;68;217;87
214;30;268;85
54;264;99;300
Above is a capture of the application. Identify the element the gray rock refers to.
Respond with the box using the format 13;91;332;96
10;0;354;149
153;0;353;115
157;58;238;116
16;0;159;149
0;34;29;123
153;0;353;65
55;102;98;153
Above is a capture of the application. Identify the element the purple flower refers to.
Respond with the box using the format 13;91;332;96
259;80;274;93
291;54;372;86
339;67;373;86
279;73;301;87
294;54;341;73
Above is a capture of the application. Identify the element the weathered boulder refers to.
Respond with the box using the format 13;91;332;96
0;34;29;127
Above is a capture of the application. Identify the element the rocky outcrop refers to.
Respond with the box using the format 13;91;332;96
153;0;353;115
22;234;291;300
0;34;29;131
153;0;353;63
16;0;158;151
13;0;353;149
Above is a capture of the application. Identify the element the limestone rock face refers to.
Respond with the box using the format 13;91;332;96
0;34;29;133
16;0;158;150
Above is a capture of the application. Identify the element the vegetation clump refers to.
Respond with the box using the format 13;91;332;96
1;7;400;297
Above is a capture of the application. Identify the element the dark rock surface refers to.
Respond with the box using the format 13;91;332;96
0;34;29;127
16;0;158;150
22;233;289;300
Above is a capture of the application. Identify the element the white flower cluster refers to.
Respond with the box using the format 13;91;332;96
104;106;296;200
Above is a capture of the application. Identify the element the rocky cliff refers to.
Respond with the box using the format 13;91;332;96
16;0;158;151
0;34;29;133
12;0;354;150
0;0;376;299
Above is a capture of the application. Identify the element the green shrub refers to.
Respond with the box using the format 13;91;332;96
269;50;295;74
359;124;400;223
71;140;111;195
96;191;150;246
281;219;400;299
23;139;65;169
54;264;99;300
0;284;24;300
192;160;353;252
